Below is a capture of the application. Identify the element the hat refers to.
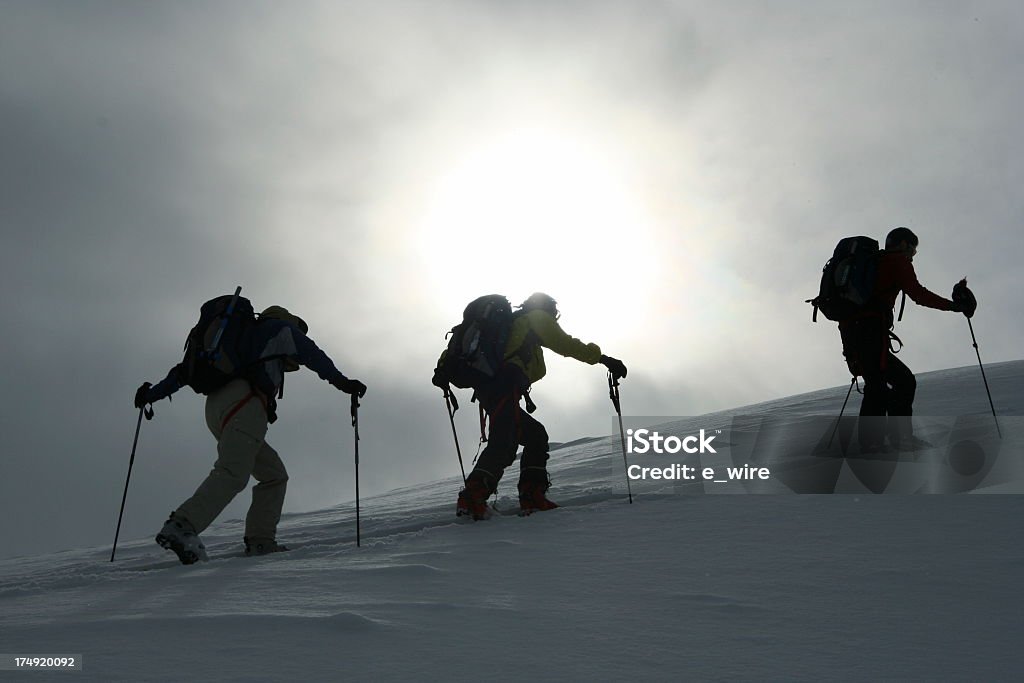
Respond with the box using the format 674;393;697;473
260;306;308;334
519;292;558;317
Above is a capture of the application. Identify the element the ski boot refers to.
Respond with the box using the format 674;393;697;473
456;477;492;521
518;478;559;516
155;513;209;565
244;537;289;556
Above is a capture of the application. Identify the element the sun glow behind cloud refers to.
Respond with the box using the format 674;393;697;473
410;123;662;343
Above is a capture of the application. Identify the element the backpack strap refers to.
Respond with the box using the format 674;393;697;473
888;330;903;354
244;349;292;399
871;281;905;323
478;403;488;444
472;404;487;466
523;388;537;414
509;327;535;365
478;384;527;443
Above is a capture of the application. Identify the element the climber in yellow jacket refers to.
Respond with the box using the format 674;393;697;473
440;292;627;519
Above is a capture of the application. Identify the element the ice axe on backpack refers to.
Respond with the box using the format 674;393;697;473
607;373;634;504
207;286;242;356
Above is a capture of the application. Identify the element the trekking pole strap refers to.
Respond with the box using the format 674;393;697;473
607;373;621;413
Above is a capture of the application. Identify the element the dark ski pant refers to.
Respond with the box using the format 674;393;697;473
841;318;917;448
467;367;550;495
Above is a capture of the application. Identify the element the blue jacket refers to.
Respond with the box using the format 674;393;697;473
150;319;350;422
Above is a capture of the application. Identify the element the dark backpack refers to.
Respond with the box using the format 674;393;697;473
436;294;514;389
180;291;257;394
808;236;884;322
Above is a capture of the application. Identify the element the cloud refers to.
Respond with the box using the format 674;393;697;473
1;0;1020;558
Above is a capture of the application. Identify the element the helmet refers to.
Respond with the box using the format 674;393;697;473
519;292;558;318
885;227;919;250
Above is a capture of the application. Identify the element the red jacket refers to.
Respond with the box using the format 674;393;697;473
873;250;954;314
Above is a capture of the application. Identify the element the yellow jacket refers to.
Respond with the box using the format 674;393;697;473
504;309;602;384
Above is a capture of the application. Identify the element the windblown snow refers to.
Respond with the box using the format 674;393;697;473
2;362;1022;682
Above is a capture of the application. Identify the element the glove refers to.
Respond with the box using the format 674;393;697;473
337;377;367;397
600;354;628;379
951;279;977;318
134;382;157;409
431;368;449;389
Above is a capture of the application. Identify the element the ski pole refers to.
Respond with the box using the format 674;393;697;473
967;317;1001;438
351;393;361;547
607;372;633;504
827;377;857;449
443;389;467;485
111;405;152;562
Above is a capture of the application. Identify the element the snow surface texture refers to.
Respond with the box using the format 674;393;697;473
2;362;1022;682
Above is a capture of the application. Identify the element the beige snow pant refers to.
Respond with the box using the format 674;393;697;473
175;379;288;540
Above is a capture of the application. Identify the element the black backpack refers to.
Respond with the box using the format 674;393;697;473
435;294;514;389
809;236;885;322
180;290;257;394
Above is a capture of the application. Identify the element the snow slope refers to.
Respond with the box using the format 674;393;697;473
1;362;1022;682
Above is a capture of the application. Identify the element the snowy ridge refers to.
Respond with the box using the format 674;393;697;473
2;362;1022;681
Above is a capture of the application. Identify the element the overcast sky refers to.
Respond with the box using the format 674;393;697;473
2;0;1021;559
